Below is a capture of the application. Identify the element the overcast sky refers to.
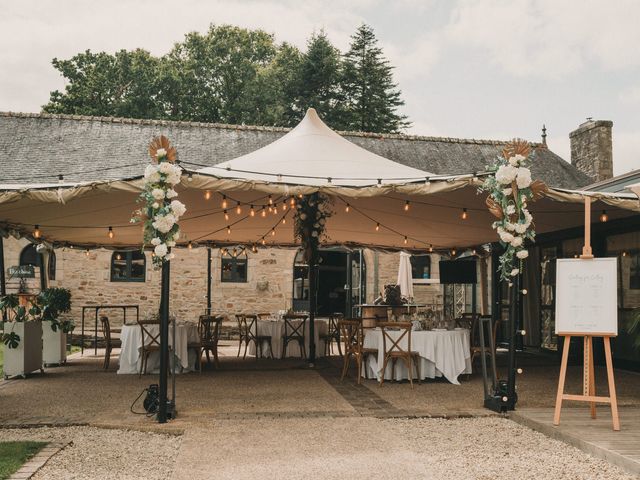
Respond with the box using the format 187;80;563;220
1;0;639;174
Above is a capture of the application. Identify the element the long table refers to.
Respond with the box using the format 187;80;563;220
362;328;472;384
247;318;329;359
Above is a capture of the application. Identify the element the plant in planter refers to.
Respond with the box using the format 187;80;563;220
0;294;43;379
33;288;73;366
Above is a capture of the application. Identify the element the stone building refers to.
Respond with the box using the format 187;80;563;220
0;112;605;330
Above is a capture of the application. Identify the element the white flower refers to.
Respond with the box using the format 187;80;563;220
503;187;512;196
313;223;319;228
151;237;162;246
144;164;159;179
311;231;319;237
159;162;173;174
156;148;167;158
510;236;523;247
506;204;516;215
505;222;516;232
319;218;326;225
516;249;529;259
509;154;525;166
495;165;517;185
514;223;527;234
152;202;159;209
300;213;307;220
170;200;186;217
154;243;168;258
510;268;520;277
152;213;176;233
498;230;514;244
166;240;176;247
166;189;178;199
516;167;532;189
151;188;165;201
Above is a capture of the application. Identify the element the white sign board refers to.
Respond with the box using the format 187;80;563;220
555;258;618;335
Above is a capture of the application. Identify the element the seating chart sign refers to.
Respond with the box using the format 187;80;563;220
555;258;618;335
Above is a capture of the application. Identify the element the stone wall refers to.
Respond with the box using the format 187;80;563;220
569;119;613;182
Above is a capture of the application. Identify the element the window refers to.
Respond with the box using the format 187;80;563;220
19;244;56;280
221;248;248;283
110;251;146;282
410;255;431;280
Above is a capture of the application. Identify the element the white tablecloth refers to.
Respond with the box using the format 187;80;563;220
247;318;328;359
117;323;199;374
362;328;472;384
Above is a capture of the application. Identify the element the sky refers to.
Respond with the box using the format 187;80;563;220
1;0;639;175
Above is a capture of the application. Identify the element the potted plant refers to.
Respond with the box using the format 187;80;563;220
37;288;73;366
0;294;43;379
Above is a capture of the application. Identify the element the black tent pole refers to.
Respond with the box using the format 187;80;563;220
308;262;317;365
157;257;171;423
0;237;6;297
206;247;212;315
506;274;519;410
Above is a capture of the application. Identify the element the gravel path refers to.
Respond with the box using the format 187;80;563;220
0;426;181;480
172;417;635;480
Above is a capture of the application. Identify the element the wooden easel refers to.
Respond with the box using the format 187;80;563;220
553;196;620;431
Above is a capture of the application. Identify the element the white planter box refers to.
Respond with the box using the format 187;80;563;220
42;320;67;366
3;321;43;379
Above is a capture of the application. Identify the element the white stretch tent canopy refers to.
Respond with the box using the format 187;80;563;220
0;109;639;251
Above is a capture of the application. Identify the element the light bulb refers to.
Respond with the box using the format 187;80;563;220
33;225;41;239
85;250;90;257
224;210;229;221
226;226;231;234
600;210;608;222
290;197;296;207
188;241;193;250
204;190;211;200
451;248;456;256
252;244;258;253
236;201;242;215
221;195;228;209
375;223;380;232
345;204;350;213
187;173;193;182
517;368;523;374
261;208;267;218
404;200;410;212
250;205;255;217
404;236;408;244
108;227;114;239
461;208;468;220
282;218;286;225
429;245;433;253
271;229;276;236
268;195;273;205
261;238;266;245
282;201;287;211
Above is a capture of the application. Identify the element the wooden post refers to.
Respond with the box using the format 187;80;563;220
553;196;620;431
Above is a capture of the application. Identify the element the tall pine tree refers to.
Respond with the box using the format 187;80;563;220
340;24;409;133
291;31;343;127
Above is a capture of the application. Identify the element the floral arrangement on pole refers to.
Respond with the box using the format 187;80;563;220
481;139;547;282
293;193;332;265
131;136;186;267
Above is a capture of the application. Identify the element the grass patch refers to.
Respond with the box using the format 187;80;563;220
0;441;47;479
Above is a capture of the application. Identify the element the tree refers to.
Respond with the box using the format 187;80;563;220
340;24;409;133
290;31;344;127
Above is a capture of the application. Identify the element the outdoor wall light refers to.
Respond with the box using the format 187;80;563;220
600;210;608;222
451;248;457;256
33;225;41;238
204;190;211;200
108;226;114;239
461;208;468;220
520;329;526;336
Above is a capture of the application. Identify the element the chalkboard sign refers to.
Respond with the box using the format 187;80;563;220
555;258;618;335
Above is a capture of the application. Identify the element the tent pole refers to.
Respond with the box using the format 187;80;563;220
506;274;519;410
0;236;6;298
158;258;171;423
206;247;212;315
308;263;317;365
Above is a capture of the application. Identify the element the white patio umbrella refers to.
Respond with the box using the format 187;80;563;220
397;251;414;301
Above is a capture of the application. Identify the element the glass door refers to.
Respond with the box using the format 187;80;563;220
540;245;560;351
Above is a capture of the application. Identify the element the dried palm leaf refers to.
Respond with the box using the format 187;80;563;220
486;196;503;219
530;180;548;201
148;135;177;163
502;138;531;160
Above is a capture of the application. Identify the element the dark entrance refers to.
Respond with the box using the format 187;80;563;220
292;248;366;316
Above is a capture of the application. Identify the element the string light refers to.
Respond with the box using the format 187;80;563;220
404;236;408;245
282;201;287;211
236;201;242;215
429;245;433;253
224;210;229;221
204;190;211;200
271;229;276;236
622;251;627;257
461;208;468;220
272;207;278;216
85;249;90;257
33;225;41;239
268;195;273;205
115;253;122;260
290;197;296;207
250;205;255;217
261;207;267;218
261;238;266;245
251;244;258;253
282;218;286;225
221;195;228;209
108;226;114;239
600;210;608;222
226;226;231;235
188;241;193;250
472;248;477;255
451;247;457;256
375;223;380;232
404;200;410;212
187;173;193;182
345;204;350;213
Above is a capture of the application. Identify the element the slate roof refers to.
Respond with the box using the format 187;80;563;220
0;111;592;189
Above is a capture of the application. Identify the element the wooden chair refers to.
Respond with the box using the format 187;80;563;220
379;322;421;388
190;315;223;371
235;313;250;357
339;319;377;384
244;314;274;359
470;316;500;365
320;313;343;357
99;315;121;370
137;319;171;377
281;313;308;359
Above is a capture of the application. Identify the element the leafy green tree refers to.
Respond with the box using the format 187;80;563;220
291;31;344;127
340;24;409;133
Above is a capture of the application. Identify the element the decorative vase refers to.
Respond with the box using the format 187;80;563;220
3;321;43;379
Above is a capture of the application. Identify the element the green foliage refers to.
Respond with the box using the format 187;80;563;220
0;441;47;479
0;295;27;322
294;193;333;265
43;23;409;133
2;332;20;349
37;288;74;333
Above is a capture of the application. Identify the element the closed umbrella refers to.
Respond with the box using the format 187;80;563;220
397;251;414;301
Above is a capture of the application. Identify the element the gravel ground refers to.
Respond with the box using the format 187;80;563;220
0;426;181;480
173;416;636;480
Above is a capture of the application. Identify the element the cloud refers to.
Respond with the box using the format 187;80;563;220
445;0;640;79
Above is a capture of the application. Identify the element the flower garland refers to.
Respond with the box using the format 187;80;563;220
131;136;186;267
481;139;547;282
293;193;332;264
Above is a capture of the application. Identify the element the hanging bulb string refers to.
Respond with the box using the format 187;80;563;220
255;208;292;245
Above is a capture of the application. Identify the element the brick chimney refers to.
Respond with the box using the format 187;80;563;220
569;119;613;182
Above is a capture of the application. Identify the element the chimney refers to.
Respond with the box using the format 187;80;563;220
569;118;613;182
